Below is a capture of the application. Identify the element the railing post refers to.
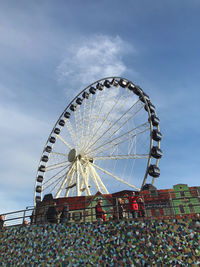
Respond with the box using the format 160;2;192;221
91;205;93;223
23;206;31;224
22;208;26;224
116;197;119;221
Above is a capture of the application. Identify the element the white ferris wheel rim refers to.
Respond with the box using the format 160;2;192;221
34;77;161;205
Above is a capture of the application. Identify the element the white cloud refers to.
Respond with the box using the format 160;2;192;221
57;35;135;90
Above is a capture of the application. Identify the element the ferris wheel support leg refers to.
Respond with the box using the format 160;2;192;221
89;165;109;194
65;171;75;197
76;160;81;196
55;164;74;198
88;165;101;192
78;162;91;196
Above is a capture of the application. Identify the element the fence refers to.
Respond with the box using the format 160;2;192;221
1;190;200;228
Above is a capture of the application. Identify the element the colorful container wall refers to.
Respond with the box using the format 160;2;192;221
1;217;200;266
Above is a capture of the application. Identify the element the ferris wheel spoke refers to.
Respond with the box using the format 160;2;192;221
55;163;76;198
56;134;73;150
79;98;89;149
51;151;68;157
81;89;107;151
50;177;65;194
84;88;130;152
106;102;144;140
88;122;149;156
89;164;109;194
128;132;136;154
45;160;69;171
94;154;149;160
43;172;66;191
80;94;90;149
81;93;94;149
43;164;71;186
74;105;84;147
64;120;78;148
82;91;101;150
115;101;143;128
77;105;85;147
82;87;124;151
85;99;142;153
93;163;140;190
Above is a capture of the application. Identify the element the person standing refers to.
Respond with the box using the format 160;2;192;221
46;202;59;223
60;204;69;223
0;215;5;230
128;192;139;219
118;198;125;220
95;199;106;222
138;197;145;218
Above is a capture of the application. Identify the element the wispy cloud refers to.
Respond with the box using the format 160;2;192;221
57;35;135;91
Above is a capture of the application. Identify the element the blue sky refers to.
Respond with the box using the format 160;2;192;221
1;0;200;213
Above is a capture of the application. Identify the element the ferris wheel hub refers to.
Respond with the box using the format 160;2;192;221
68;148;76;162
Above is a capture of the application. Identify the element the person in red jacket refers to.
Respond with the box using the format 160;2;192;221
95;199;106;222
128;192;139;219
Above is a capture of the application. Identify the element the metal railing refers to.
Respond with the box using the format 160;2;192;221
1;190;200;228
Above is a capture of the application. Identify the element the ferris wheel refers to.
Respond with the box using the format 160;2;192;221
34;77;162;205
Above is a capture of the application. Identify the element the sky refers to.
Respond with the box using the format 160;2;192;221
1;0;200;214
